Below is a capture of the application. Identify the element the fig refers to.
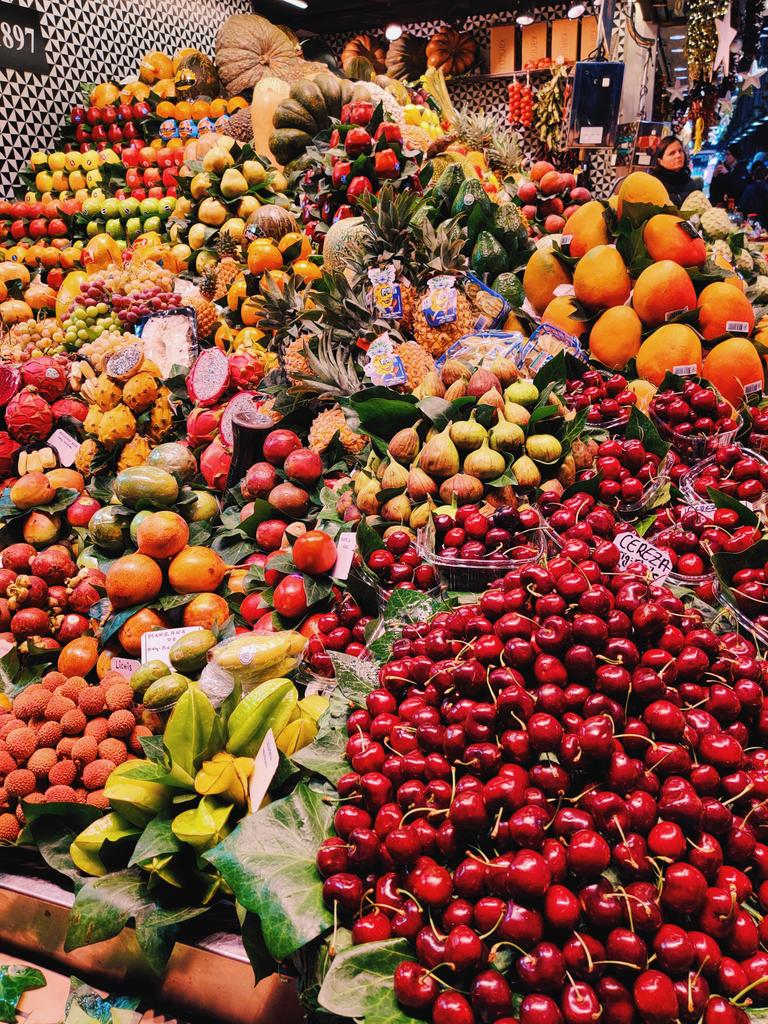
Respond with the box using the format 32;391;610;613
463;439;506;481
468;368;502;397
419;425;460;479
450;411;487;453
438;473;484;505
388;421;422;464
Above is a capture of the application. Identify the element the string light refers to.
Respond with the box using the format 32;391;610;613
687;0;728;83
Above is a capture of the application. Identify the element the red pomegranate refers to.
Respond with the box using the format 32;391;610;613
21;357;67;402
5;388;54;443
187;405;224;447
51;397;88;422
200;437;232;491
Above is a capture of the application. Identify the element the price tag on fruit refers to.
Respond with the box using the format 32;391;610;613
726;320;750;334
48;429;80;467
613;533;673;582
248;729;279;813
672;364;698;376
332;532;357;582
111;657;141;678
0;1;48;74
141;626;198;666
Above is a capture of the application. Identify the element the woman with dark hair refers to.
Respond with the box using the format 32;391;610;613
651;136;699;207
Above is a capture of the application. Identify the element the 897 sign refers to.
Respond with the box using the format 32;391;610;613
0;1;49;75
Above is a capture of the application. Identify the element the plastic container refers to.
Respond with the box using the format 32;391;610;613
650;407;739;464
711;577;768;646
680;446;768;517
577;452;671;520
417;519;545;592
648;524;715;589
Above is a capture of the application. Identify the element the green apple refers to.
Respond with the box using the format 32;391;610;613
142;215;161;234
101;198;120;219
125;216;142;240
105;218;125;239
139;198;160;219
157;196;176;219
86;220;103;238
119;198;140;218
81;197;102;219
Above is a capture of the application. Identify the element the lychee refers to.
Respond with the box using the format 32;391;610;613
86;789;110;810
41;671;67;691
0;812;20;842
56;738;75;758
60;708;87;736
15;791;44;823
45;784;77;803
44;693;75;721
37;721;62;747
27;748;57;779
78;687;105;716
101;670;130;688
0;786;8;807
98;738;128;765
0;720;26;739
71;735;98;766
12;685;50;720
84;718;109;742
57;675;89;701
0;750;17;774
128;725;152;755
82;758;116;790
107;710;135;738
5;768;36;797
105;683;134;712
48;759;76;786
6;727;37;763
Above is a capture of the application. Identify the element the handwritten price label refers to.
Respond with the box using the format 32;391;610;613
0;2;48;74
614;532;672;582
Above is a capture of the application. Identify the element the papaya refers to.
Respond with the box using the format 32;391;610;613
88;505;127;552
113;465;179;508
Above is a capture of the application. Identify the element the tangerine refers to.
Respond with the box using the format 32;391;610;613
156;100;175;119
105;553;163;610
247;240;283;275
136;511;190;560
168;546;227;594
58;636;98;677
227;96;248;113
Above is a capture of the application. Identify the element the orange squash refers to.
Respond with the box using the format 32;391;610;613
341;33;387;75
426;28;478;75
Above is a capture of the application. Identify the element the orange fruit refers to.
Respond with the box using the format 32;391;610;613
292;259;322;282
278;232;311;261
240;295;264;327
697;282;755;341
139;51;174;85
541;296;589;342
635;324;703;386
173;101;192;121
523;248;572;315
136;511;190;559
573;245;631;312
105;552;163;610
156;100;175;119
191;99;210;120
247;240;283;275
210;98;227;118
46;468;85;492
183;593;231;629
616;171;670;217
632;261;697;328
562;201;611;258
117;607;169;657
58;636;98;677
91;83;120;108
227;96;248;113
227;273;247;311
120;82;150;103
589;306;643;370
642;215;706;268
703;337;764;408
168;546;227;594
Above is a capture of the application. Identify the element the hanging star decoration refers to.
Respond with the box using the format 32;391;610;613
667;79;687;103
739;58;767;90
762;0;768;17
714;4;739;75
719;90;735;115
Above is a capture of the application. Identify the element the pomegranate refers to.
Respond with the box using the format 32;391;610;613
283;448;323;486
262;429;302;467
0;363;20;406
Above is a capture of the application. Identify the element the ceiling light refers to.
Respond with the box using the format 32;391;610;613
669;32;685;39
516;12;535;25
274;0;308;6
671;46;684;52
385;22;403;41
568;2;586;17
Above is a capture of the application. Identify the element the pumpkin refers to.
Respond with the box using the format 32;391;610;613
426;28;479;75
270;74;363;165
345;56;375;82
216;15;305;96
386;33;427;81
174;51;220;99
245;205;299;243
341;33;387;75
251;77;291;161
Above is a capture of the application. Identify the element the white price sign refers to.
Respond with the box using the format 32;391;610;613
248;729;280;813
614;532;673;582
141;627;199;667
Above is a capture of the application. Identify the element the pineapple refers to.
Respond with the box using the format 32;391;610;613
257;271;316;359
214;231;243;300
308;403;367;455
396;341;436;389
488;128;523;177
452;106;499;151
288;332;364;405
191;267;220;339
283;334;313;383
411;217;474;356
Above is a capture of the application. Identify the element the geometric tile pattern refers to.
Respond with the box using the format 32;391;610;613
0;0;250;197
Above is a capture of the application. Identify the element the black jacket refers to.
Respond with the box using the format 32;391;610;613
739;180;768;222
650;165;700;207
710;164;749;205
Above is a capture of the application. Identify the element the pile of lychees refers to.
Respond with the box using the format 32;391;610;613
0;670;151;842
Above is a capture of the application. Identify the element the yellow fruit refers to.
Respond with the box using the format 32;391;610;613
589;306;643;370
573;245;631;312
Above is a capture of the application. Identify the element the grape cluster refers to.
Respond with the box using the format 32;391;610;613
6;318;65;359
62;305;122;350
112;287;182;327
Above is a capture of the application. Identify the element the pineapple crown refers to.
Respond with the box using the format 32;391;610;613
199;265;218;301
352;184;430;273
280;331;364;408
216;230;242;263
257;270;321;355
413;214;469;288
311;270;407;348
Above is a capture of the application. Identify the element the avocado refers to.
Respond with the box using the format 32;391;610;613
130;660;168;700
471;231;508;278
143;673;192;709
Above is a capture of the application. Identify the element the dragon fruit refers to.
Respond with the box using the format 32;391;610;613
0;432;21;476
5;388;54;443
220;391;260;450
187;348;230;407
200;436;232;490
187;405;224;447
21;357;67;402
0;364;21;407
228;352;264;390
51;397;88;423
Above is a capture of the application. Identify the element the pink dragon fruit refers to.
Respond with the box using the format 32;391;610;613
187;348;231;407
200;437;232;491
187;404;224;447
220;391;261;450
0;364;21;407
5;388;54;443
21;357;67;402
51;397;88;423
0;432;21;476
228;352;264;390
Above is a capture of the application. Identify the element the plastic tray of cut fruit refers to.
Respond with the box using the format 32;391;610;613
417;516;545;593
680;445;768;517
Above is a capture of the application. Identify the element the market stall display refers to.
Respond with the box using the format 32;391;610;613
4;10;768;1023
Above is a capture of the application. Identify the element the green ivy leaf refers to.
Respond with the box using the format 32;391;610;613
624;406;669;459
317;938;413;1018
292;686;350;783
204;783;334;961
0;966;46;1023
128;814;182;867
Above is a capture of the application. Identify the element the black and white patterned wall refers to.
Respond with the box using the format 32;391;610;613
0;0;251;197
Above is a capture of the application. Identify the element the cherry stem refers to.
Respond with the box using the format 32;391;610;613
732;973;768;1006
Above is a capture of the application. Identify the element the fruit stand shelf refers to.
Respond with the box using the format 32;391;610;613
0;870;303;1024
